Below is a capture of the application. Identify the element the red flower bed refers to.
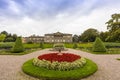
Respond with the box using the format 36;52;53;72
38;53;81;62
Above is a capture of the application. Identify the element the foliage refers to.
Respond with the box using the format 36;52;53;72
40;42;44;49
105;13;120;42
64;43;74;48
73;43;78;49
106;13;120;32
12;37;24;53
0;42;14;49
44;43;53;48
105;42;120;48
23;43;39;49
0;31;17;42
0;34;6;42
33;57;86;71
92;37;106;52
22;59;97;80
0;48;41;55
80;28;99;42
53;43;65;51
100;31;110;42
72;35;79;42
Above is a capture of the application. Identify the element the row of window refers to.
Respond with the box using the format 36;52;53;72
45;39;71;42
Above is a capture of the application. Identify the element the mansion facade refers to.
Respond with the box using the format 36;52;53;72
22;32;72;43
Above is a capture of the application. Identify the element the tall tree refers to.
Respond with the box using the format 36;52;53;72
106;13;120;42
0;34;6;42
72;35;79;42
106;13;120;32
100;31;110;42
80;28;99;42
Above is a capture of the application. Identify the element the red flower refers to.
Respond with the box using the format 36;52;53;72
38;53;81;62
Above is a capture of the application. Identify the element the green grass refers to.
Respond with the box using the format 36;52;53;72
0;48;41;55
23;43;40;49
23;43;53;49
22;58;98;80
116;58;120;60
0;42;14;49
64;43;74;48
44;43;53;48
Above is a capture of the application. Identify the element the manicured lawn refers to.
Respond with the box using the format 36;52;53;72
0;42;53;55
0;42;120;55
77;42;120;54
22;58;98;80
0;48;41;55
64;43;74;48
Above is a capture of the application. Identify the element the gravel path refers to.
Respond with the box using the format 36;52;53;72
0;49;120;80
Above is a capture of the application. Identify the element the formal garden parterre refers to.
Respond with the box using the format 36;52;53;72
22;52;98;80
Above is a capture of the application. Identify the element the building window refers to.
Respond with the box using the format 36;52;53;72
52;40;54;42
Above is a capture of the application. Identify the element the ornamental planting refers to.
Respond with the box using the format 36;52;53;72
33;53;86;71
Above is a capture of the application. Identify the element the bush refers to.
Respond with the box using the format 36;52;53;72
33;57;86;71
53;43;65;51
0;42;14;49
93;37;106;52
40;42;44;49
73;43;78;49
12;37;24;53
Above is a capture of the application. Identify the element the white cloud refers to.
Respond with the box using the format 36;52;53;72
0;0;120;36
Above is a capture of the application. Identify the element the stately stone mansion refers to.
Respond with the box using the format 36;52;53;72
22;32;72;43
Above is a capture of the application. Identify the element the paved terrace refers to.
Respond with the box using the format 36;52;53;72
0;49;120;80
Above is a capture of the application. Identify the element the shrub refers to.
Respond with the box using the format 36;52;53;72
12;37;24;53
0;42;14;49
53;43;65;51
39;42;44;49
93;37;106;52
73;43;78;49
33;57;86;71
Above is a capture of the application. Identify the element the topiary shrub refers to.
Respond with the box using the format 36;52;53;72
12;37;24;53
93;37;106;52
73;43;78;49
39;42;44;49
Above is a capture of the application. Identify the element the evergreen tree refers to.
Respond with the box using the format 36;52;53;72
93;37;106;52
12;37;24;53
40;42;44;49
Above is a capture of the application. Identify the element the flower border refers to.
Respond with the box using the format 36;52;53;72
33;57;86;71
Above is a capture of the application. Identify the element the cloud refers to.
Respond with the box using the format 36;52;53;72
0;0;120;36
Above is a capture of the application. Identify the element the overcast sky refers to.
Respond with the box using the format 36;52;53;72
0;0;120;36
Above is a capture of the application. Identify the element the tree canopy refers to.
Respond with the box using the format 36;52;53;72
80;28;99;42
105;13;120;42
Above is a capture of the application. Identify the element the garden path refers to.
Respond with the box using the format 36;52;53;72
0;49;120;80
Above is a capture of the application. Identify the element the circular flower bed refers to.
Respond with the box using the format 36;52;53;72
33;53;86;71
38;53;80;62
22;53;98;80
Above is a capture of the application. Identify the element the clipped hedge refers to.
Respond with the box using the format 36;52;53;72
12;37;24;53
0;42;14;49
93;37;106;52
